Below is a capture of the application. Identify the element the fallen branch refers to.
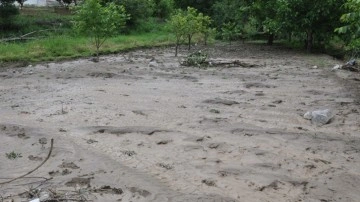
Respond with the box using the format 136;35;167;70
0;139;54;185
210;60;259;68
0;29;53;43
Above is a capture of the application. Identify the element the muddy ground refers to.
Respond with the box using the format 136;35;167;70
0;43;359;202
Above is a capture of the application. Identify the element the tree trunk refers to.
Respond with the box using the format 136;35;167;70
267;33;274;45
204;33;208;46
188;35;191;50
175;42;178;57
306;30;313;53
288;32;292;42
96;47;99;62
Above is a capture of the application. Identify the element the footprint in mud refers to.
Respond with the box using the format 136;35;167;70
255;91;265;96
199;117;229;124
218;168;242;177
49;169;72;176
59;161;80;169
156;139;172;145
128;187;151;197
65;177;91;188
92;185;123;195
132;110;147;116
1;124;29;138
244;82;276;89
28;155;43;161
222;90;247;95
201;179;216;187
203;98;239;106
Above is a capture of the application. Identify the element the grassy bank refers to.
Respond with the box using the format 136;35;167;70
0;32;174;64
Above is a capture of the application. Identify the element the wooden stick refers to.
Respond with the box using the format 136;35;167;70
0;139;54;185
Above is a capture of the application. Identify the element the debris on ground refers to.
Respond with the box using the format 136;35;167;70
181;50;208;67
304;109;334;126
332;59;360;72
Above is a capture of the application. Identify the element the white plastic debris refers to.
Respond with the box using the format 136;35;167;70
312;65;318;69
332;64;341;70
29;199;40;202
148;61;158;68
39;190;51;201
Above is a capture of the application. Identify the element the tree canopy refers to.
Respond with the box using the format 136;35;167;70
73;0;129;60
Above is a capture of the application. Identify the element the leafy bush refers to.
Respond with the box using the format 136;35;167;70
115;0;155;27
182;50;208;67
153;0;174;19
0;2;19;31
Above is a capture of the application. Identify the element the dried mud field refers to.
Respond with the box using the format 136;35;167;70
0;43;359;202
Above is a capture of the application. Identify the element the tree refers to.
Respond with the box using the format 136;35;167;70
16;0;27;9
153;0;174;19
0;0;19;31
198;13;213;45
277;0;345;52
73;0;129;60
168;7;211;56
168;9;186;56
212;0;249;29
336;0;360;52
114;0;155;27
221;22;242;46
174;0;216;16
250;0;280;45
183;7;201;50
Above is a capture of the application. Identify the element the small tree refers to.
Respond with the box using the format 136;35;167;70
183;7;200;50
168;9;186;56
221;22;242;46
168;7;211;56
16;0;27;9
73;0;129;60
198;13;212;45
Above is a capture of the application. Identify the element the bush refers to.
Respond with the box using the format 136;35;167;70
0;4;19;31
153;0;174;19
116;0;155;27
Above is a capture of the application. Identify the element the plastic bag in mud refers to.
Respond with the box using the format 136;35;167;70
303;109;334;126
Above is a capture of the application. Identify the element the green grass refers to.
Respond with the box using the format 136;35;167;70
0;32;174;63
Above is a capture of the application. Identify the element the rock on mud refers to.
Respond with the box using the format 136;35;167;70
304;109;334;126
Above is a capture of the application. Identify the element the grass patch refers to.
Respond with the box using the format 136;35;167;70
0;32;174;63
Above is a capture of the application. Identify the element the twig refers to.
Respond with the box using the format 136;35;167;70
0;177;50;180
0;139;54;185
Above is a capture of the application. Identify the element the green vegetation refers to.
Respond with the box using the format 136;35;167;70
1;0;360;63
0;32;173;63
168;7;211;56
5;151;22;160
73;0;129;60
